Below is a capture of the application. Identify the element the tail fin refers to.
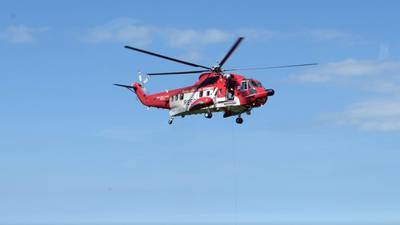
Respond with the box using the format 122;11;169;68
131;82;150;106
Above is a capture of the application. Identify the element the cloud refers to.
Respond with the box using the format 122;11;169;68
291;59;400;86
309;29;355;41
83;18;232;48
1;25;48;43
176;49;203;61
81;19;298;64
236;28;278;40
83;18;154;46
84;19;354;48
164;28;230;48
82;18;361;64
294;58;400;132
322;98;400;132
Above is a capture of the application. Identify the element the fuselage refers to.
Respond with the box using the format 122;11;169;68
132;72;274;117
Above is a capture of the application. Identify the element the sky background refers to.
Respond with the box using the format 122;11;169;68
1;0;400;224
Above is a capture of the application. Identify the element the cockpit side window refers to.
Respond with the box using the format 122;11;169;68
250;80;262;88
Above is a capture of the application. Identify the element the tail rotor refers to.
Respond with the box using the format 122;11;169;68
137;70;150;93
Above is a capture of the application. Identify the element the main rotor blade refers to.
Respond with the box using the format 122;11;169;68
147;70;210;76
225;63;318;72
124;46;211;70
218;37;244;68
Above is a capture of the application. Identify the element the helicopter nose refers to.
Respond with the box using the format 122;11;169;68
266;89;275;96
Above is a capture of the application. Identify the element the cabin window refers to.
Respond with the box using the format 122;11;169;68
241;81;248;90
175;95;178;101
199;91;203;97
207;90;210;96
179;93;184;100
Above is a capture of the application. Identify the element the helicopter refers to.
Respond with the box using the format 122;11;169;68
115;37;317;124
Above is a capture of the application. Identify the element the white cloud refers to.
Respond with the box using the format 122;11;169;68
83;18;233;48
82;20;287;64
323;98;400;132
236;28;278;40
83;18;154;46
309;29;354;41
164;28;230;48
295;58;400;132
85;19;355;48
1;25;48;43
82;19;361;64
291;59;400;86
176;49;203;62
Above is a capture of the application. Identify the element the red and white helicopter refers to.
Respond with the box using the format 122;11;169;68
115;37;316;124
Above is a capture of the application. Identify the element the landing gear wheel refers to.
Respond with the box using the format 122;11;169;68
168;118;174;125
236;117;243;124
205;112;213;119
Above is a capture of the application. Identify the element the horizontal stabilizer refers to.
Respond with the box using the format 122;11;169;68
113;83;134;89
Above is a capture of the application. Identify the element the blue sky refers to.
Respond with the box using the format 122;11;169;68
1;0;400;224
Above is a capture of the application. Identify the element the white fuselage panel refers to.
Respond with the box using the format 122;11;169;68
169;88;241;116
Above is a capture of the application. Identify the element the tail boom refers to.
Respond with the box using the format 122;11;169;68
133;83;170;109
